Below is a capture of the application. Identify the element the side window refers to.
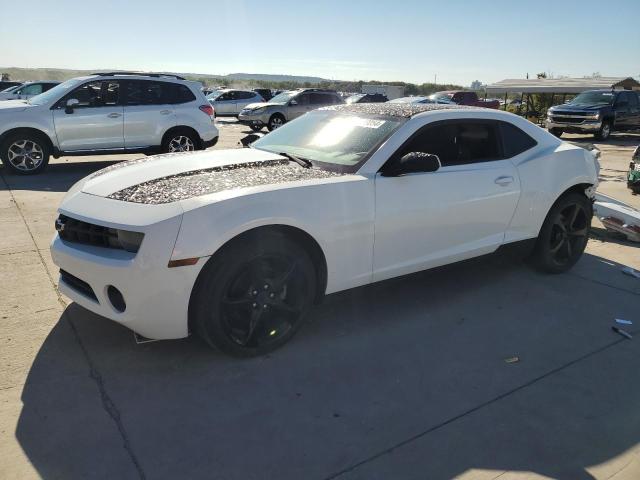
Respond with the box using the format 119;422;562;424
629;92;639;110
309;93;334;105
615;92;630;107
64;81;120;108
499;121;537;158
22;84;43;96
169;84;196;104
399;121;501;167
217;92;232;101
124;81;181;106
295;93;311;105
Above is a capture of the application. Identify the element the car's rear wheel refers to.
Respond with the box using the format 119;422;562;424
548;128;563;138
191;230;316;357
162;129;199;153
530;193;592;273
0;132;50;175
595;121;612;141
267;114;285;131
250;124;263;132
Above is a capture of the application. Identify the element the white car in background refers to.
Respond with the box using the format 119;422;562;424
50;104;599;357
208;89;264;117
0;81;60;101
0;72;218;175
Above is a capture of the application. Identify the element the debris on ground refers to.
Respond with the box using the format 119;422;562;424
611;326;633;340
622;266;640;279
504;356;520;364
615;319;633;326
593;193;640;243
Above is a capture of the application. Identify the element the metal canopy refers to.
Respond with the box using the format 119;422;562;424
485;77;640;94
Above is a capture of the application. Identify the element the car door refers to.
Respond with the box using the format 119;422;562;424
627;92;640;129
287;92;313;119
234;91;257;112
373;120;521;282
214;91;236;115
122;80;177;149
614;92;633;130
52;80;124;151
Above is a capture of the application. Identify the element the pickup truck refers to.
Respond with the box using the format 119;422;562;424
428;91;500;109
546;89;640;140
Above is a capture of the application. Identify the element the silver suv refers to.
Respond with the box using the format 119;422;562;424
0;72;219;175
238;88;344;131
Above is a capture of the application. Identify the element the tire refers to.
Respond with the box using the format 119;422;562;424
161;129;200;153
190;229;316;357
548;128;563;138
0;132;50;175
594;121;612;141
267;114;286;132
250;124;263;132
529;192;592;274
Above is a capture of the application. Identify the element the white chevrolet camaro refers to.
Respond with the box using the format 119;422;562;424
51;104;599;356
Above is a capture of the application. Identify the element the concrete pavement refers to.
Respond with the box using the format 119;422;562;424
1;124;639;480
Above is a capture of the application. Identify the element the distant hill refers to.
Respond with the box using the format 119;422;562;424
0;67;329;85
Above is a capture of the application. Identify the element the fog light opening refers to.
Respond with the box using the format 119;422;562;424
107;285;126;313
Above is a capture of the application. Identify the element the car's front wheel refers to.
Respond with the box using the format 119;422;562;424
250;124;263;132
530;192;592;273
191;230;316;357
162;129;199;153
0;132;50;175
548;128;563;138
267;114;285;131
595;121;612;141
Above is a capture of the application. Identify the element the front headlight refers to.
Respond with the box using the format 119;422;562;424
249;107;266;114
547;108;553;116
589;111;601;120
113;229;145;253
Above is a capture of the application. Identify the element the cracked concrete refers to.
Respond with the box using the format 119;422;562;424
1;123;639;480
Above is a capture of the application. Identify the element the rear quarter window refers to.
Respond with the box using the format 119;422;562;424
499;121;537;158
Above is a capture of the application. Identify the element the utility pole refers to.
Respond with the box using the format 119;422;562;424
434;74;437;85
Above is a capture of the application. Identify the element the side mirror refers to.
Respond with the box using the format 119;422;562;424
65;98;79;114
289;99;298;106
383;152;441;177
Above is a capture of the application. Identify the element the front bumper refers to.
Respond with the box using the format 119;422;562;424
239;111;270;126
50;207;205;340
546;119;602;133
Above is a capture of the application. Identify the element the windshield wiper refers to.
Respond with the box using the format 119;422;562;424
278;152;312;169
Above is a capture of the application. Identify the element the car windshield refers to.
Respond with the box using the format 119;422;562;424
268;90;297;104
428;93;452;102
388;96;428;104
252;110;404;171
568;91;615;106
345;94;366;104
27;78;81;105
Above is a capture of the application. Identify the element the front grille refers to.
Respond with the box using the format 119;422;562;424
60;269;98;302
551;116;585;124
56;214;120;250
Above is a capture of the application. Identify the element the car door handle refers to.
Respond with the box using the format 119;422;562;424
495;176;514;186
160;110;171;115
107;112;122;118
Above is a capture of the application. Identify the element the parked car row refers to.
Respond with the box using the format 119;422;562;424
0;72;218;174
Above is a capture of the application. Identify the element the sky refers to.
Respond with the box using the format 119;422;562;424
1;0;638;86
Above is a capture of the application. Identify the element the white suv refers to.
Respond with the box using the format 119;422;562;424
0;72;219;175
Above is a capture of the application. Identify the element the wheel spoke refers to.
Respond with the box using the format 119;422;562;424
270;298;301;318
566;205;580;229
550;238;565;254
564;239;573;258
271;262;296;291
244;308;263;345
568;227;588;237
221;296;252;308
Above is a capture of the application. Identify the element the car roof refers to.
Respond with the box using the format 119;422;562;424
322;103;481;118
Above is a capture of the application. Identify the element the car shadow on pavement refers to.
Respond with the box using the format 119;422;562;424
569;133;640;148
15;252;640;480
0;159;120;192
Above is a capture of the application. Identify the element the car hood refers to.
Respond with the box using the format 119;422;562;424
551;104;608;113
243;102;285;110
77;148;346;204
0;99;29;111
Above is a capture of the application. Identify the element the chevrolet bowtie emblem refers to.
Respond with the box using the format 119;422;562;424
55;218;66;232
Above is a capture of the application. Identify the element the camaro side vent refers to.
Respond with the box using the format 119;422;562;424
59;270;98;302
